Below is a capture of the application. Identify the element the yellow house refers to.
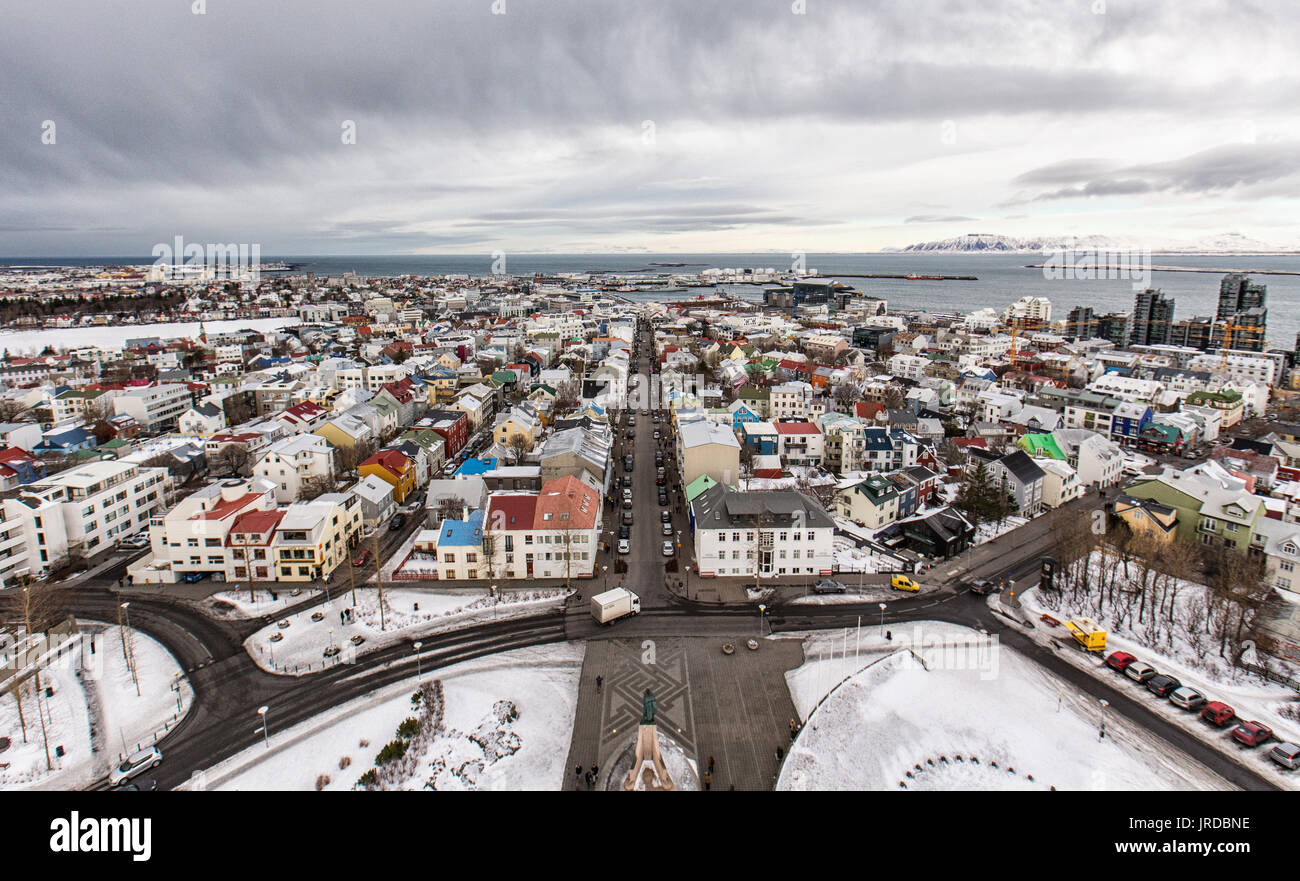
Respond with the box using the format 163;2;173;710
359;449;417;503
315;413;373;450
1114;495;1179;543
493;408;541;451
271;493;363;582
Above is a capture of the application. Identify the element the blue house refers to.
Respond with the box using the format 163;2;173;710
740;421;778;455
729;402;762;434
1111;402;1153;445
35;427;98;455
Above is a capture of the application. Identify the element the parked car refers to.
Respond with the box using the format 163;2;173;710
1268;742;1300;770
1124;661;1158;683
110;747;162;787
657;491;668;506
1146;674;1182;698
624;455;634;472
1104;651;1137;673
618;525;630;540
352;549;372;567
181;572;207;584
389;513;407;531
890;574;919;592
653;430;661;440
622;511;633;525
662;541;674;557
618;538;630;554
661;509;671;523
116;534;150;551
1231;720;1274;747
661;522;673;536
1200;701;1236;727
1169;686;1207;710
812;579;846;594
967;578;996;595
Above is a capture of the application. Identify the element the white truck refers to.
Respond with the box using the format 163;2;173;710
591;588;641;624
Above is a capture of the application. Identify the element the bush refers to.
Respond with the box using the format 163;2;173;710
356;769;377;788
375;739;408;765
397;717;420;739
411;690;424;708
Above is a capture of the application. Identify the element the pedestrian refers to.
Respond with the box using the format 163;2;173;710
776;746;784;762
703;771;712;791
575;765;582;784
591;763;599;778
885;630;892;641
707;755;715;774
340;611;346;625
596;675;603;694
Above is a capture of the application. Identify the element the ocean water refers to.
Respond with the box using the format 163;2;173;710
6;253;1300;349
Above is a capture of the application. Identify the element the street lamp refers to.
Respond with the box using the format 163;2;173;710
257;705;269;748
601;565;608;592
878;602;887;636
413;641;423;679
1098;699;1109;741
758;603;766;637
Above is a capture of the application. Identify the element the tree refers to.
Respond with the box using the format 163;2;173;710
209;443;252;477
299;474;334;501
953;462;1000;526
506;432;530;465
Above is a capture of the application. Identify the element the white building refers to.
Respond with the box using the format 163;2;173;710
1;460;169;577
112;383;193;432
690;484;835;579
253;434;337;503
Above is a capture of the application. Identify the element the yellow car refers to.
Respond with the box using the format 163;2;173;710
891;574;920;592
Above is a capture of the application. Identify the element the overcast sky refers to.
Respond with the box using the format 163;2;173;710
2;0;1298;255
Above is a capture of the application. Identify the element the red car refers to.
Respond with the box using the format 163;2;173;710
1200;701;1235;728
1231;720;1273;747
1105;651;1137;673
352;549;372;567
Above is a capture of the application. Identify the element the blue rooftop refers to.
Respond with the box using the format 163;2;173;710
438;509;485;547
455;457;499;475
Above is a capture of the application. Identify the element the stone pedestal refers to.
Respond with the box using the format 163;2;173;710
621;724;676;791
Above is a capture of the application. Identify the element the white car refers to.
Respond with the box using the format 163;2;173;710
109;746;162;787
662;541;674;557
618;538;630;554
662;522;673;536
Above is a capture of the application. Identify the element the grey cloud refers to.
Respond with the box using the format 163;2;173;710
1018;142;1300;202
904;214;980;223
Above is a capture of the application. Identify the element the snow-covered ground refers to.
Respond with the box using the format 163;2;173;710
245;586;570;674
1020;587;1300;789
974;515;1029;546
208;643;584;791
203;588;321;619
0;627;193;790
376;529;420;582
0;316;301;355
777;623;1231;791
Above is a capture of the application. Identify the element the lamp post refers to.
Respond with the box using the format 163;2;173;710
1098;699;1109;741
413;641;423;679
257;705;269;748
878;602;887;637
602;565;608;592
121;601;140;696
757;603;766;637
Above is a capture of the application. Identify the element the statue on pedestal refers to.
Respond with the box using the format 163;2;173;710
622;688;675;791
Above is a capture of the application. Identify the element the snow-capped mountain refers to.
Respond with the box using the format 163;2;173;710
898;232;1296;254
